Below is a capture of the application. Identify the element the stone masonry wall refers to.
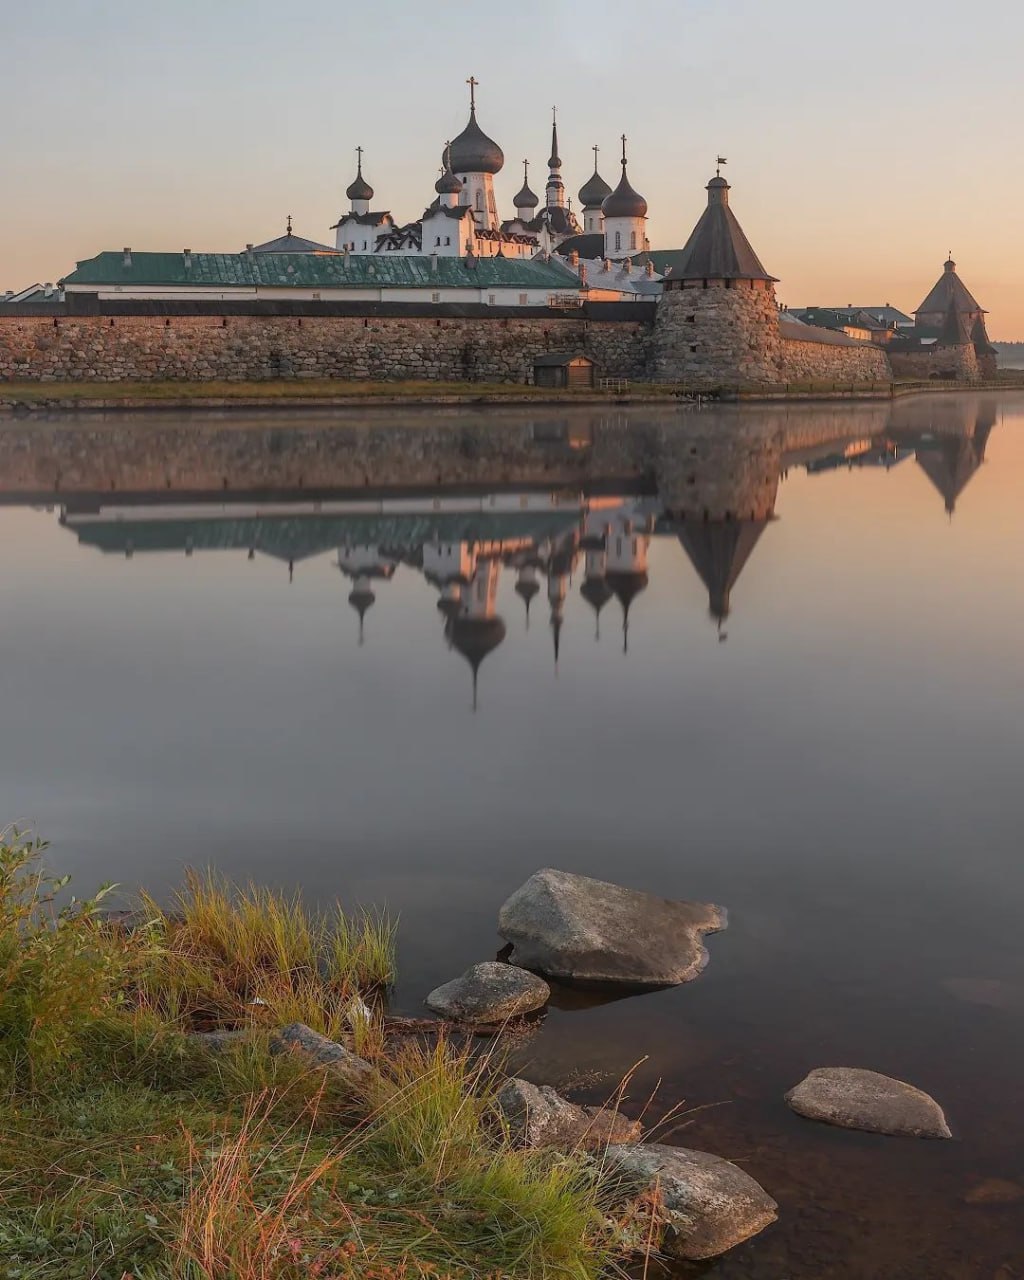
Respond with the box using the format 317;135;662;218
0;314;648;384
649;283;782;385
779;336;890;384
888;342;980;383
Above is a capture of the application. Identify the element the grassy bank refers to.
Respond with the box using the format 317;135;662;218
0;832;624;1279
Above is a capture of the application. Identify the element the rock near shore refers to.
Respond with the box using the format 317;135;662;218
785;1067;952;1139
496;1078;642;1149
425;962;550;1023
605;1143;778;1261
269;1022;375;1088
497;868;726;985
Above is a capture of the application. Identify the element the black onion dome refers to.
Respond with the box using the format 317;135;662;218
346;166;374;203
579;168;612;209
514;179;539;210
436;167;463;195
602;163;647;219
448;108;504;175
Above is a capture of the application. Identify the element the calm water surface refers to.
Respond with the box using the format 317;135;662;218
1;394;1022;1278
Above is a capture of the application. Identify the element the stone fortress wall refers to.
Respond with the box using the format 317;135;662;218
0;313;649;385
0;304;890;389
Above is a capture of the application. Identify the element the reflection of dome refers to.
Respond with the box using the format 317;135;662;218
436;595;462;620
515;577;540;603
605;570;648;653
447;615;507;711
449;108;504;175
348;585;375;645
581;575;614;612
581;574;614;640
605;570;649;611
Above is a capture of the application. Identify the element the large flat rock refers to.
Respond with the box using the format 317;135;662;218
605;1143;778;1260
425;962;550;1023
497;868;726;985
785;1067;951;1139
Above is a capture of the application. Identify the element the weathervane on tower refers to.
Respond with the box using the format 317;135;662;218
716;155;728;177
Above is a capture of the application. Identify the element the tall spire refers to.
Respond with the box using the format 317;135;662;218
549;106;561;168
545;106;565;210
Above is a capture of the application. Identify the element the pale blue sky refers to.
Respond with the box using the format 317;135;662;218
3;0;1022;332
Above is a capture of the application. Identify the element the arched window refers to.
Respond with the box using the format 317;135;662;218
630;231;637;250
476;191;483;212
614;231;621;252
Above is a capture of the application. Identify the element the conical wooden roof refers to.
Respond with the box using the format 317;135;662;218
916;257;985;319
669;176;776;282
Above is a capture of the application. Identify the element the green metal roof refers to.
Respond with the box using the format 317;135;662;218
66;509;583;560
62;251;582;292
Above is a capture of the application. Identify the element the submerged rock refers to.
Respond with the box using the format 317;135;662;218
496;1078;642;1149
497;868;725;985
963;1178;1024;1206
605;1143;778;1261
425;962;550;1023
785;1067;951;1139
270;1022;374;1087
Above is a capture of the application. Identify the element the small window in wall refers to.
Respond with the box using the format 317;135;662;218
615;231;622;251
488;294;496;305
476;191;483;212
435;237;441;246
432;292;441;303
616;537;622;555
519;293;527;305
362;240;367;250
445;236;451;246
630;232;637;250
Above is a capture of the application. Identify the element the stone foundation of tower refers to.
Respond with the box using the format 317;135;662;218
888;341;981;383
650;278;891;387
649;279;783;385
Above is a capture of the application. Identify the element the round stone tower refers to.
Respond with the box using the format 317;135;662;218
650;172;782;386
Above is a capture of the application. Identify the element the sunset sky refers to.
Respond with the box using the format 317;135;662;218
2;0;1021;335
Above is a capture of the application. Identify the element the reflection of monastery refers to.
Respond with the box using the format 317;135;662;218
58;399;996;706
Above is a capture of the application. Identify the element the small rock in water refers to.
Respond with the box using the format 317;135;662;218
497;868;726;985
785;1067;951;1139
496;1078;642;1149
425;962;550;1023
604;1143;778;1260
963;1178;1024;1206
270;1022;375;1087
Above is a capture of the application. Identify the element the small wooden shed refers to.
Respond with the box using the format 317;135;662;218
532;352;598;389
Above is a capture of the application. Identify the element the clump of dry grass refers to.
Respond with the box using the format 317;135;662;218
137;870;396;1038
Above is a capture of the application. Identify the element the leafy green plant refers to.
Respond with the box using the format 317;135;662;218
0;830;133;1080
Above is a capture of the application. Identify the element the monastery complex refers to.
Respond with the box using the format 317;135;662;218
0;83;999;389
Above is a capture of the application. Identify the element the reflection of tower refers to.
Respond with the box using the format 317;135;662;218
337;544;397;645
423;539;475;619
913;402;996;517
579;534;612;640
676;518;770;630
514;563;541;628
545;539;577;669
603;513;652;652
446;557;506;711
